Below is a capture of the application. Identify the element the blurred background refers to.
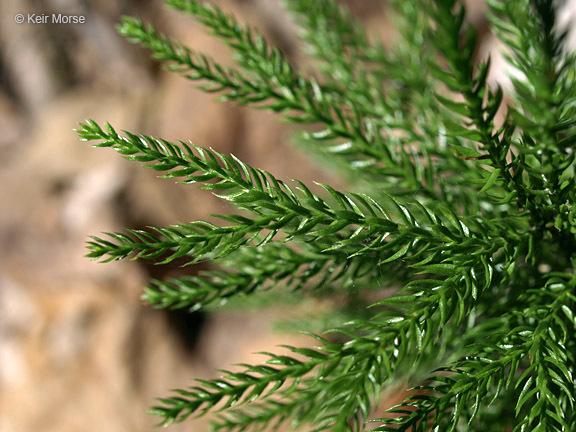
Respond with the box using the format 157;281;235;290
0;1;388;430
1;0;574;431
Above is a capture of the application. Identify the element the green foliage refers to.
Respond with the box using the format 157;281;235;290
79;0;576;430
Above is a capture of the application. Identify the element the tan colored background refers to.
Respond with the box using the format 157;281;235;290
0;1;387;431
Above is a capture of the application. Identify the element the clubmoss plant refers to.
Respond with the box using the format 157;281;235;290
78;0;576;430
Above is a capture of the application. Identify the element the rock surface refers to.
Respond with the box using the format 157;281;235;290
0;1;350;430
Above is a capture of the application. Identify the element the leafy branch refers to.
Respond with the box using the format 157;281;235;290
79;0;576;430
117;6;446;200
